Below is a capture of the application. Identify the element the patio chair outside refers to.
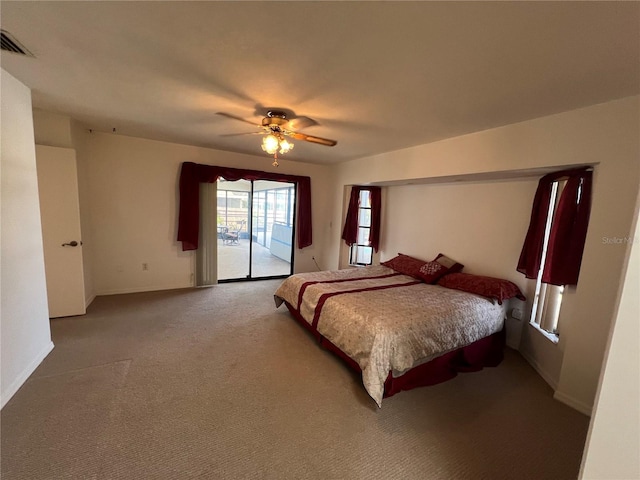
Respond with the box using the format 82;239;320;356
222;219;246;245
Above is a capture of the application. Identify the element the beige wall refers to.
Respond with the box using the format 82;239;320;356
32;109;74;148
381;179;539;280
80;131;333;295
329;96;640;414
580;197;639;479
0;70;53;407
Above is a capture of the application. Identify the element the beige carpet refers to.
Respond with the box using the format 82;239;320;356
1;280;590;479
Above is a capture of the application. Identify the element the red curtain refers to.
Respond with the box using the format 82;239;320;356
341;186;382;252
177;162;312;251
517;167;592;286
341;187;362;246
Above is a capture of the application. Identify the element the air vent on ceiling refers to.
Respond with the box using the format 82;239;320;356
1;30;34;57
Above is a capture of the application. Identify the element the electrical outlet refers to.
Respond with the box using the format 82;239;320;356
511;308;523;320
142;263;148;271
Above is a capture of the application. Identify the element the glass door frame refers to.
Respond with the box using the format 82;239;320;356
217;179;296;283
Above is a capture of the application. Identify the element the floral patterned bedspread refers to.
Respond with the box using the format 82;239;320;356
274;266;506;407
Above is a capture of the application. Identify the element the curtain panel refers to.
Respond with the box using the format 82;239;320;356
196;182;218;286
177;162;312;251
341;186;382;252
517;167;593;286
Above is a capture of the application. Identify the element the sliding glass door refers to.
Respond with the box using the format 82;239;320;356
251;181;295;278
216;179;251;280
216;178;295;281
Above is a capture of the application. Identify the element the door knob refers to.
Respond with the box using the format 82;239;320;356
61;241;80;247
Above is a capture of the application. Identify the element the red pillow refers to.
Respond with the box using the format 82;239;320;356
417;253;464;284
437;273;526;305
381;253;427;278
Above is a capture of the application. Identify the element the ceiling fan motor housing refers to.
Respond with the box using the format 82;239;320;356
262;110;288;128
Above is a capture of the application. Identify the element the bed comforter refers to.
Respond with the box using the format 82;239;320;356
274;266;506;406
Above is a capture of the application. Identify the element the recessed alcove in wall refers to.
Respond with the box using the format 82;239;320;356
371;163;595;188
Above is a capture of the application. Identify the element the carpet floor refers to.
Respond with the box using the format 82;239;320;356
1;280;590;479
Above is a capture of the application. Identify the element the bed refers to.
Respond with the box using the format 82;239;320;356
274;264;516;407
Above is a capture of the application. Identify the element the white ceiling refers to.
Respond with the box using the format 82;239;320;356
1;1;638;165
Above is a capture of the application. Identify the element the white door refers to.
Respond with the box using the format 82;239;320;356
36;145;86;318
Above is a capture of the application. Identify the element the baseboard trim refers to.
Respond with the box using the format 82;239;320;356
1;341;54;409
553;390;593;417
97;284;193;296
519;350;593;416
519;349;559;390
85;293;96;309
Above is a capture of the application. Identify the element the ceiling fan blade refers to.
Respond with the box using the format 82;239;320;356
289;132;337;147
287;116;318;131
221;132;265;137
216;112;260;127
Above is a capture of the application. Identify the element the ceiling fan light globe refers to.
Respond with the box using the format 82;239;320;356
279;139;293;154
262;134;279;154
261;144;277;154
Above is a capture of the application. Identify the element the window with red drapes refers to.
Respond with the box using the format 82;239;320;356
342;186;382;265
177;162;312;251
517;167;592;337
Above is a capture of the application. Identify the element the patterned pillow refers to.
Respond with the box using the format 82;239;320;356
417;261;446;283
381;253;427;279
437;273;526;305
417;253;464;284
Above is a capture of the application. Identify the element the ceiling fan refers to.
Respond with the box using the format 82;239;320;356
217;110;337;166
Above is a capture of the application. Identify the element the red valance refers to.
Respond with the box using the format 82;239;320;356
177;162;312;251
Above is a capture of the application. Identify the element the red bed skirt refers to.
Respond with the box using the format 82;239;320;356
284;301;505;399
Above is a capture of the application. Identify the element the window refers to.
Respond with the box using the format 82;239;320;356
342;186;381;264
349;189;373;266
518;168;592;342
529;180;566;342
